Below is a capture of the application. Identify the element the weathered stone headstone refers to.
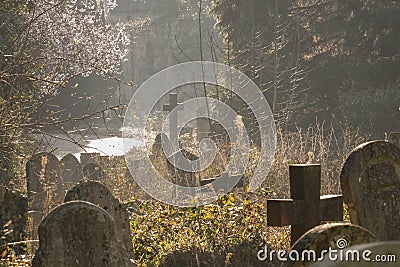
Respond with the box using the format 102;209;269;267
340;141;400;240
151;132;169;157
388;132;400;148
60;153;83;191
64;181;132;253
0;185;28;254
311;241;400;267
281;223;378;267
32;201;133;267
80;152;101;167
26;152;62;240
83;162;105;181
267;165;343;245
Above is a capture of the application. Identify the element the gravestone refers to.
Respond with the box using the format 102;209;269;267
64;181;132;253
151;132;169;157
281;223;377;267
267;164;343;245
150;134;197;186
340;141;400;240
312;241;400;267
80;152;101;167
26;152;62;240
60;154;83;192
0;185;28;254
388;132;400;148
83;162;105;181
32;201;133;267
167;149;199;187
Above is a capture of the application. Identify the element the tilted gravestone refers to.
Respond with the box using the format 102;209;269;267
60;154;83;192
312;241;400;267
279;223;377;267
32;201;133;267
0;185;28;254
26;152;62;240
340;141;400;240
150;134;198;188
83;162;105;181
64;181;132;253
166;149;199;187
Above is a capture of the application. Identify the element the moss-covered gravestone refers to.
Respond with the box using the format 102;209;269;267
26;152;62;240
64;181;132;253
32;201;133;267
340;141;400;240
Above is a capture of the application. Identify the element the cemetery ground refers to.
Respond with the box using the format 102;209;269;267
3;124;397;267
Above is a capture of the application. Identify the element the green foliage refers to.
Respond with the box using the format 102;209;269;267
129;195;282;266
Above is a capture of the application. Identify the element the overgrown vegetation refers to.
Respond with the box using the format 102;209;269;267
1;0;397;266
124;124;365;266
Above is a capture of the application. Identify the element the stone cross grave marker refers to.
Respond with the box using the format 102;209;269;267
279;223;377;267
267;164;343;245
26;152;62;240
64;181;133;253
0;185;28;254
340;140;400;241
163;93;183;144
83;162;105;181
32;201;133;267
60;153;83;192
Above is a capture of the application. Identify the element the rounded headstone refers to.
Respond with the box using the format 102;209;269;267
27;152;61;203
32;201;132;267
282;223;378;267
64;181;132;253
26;152;62;240
60;153;83;189
340;141;400;240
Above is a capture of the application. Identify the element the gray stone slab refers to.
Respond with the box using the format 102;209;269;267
32;201;133;267
60;153;83;191
64;181;132;253
340;141;400;240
